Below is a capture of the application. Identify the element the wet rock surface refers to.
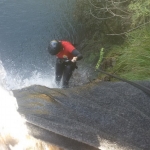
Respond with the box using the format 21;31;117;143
13;80;150;150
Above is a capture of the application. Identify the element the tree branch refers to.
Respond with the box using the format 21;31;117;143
106;20;150;35
89;9;115;20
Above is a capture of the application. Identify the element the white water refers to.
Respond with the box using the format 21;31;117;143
5;70;57;90
0;60;57;150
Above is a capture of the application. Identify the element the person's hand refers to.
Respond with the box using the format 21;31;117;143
71;57;77;63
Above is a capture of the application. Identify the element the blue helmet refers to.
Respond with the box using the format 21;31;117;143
48;40;62;55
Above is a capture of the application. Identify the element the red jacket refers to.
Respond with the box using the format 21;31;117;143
56;41;75;60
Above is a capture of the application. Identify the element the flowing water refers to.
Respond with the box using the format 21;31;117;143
0;0;77;149
0;0;78;90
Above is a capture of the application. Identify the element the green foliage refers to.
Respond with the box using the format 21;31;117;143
129;0;150;26
106;25;150;80
74;0;131;66
95;48;104;70
74;0;129;45
74;0;150;81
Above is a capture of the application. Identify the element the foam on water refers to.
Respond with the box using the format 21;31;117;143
0;61;58;150
5;70;57;90
0;60;28;149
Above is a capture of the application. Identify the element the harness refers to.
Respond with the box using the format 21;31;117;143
56;58;78;69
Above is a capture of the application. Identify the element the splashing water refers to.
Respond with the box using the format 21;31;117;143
5;70;57;90
0;61;62;150
0;85;28;149
0;61;28;149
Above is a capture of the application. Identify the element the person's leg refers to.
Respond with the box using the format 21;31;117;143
55;60;64;87
62;64;75;88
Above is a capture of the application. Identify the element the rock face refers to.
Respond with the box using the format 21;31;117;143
13;80;150;150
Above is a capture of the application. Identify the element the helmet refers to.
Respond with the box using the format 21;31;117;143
48;40;62;55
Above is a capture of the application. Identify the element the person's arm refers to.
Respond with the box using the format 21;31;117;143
71;49;83;62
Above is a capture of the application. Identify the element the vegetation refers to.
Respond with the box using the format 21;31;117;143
105;25;150;80
129;0;150;26
95;48;104;70
74;0;150;81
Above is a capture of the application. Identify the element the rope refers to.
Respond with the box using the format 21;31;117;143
82;63;150;97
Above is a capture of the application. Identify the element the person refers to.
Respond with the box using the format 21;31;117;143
48;40;83;88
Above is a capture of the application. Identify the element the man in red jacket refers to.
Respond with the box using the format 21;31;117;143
48;40;83;88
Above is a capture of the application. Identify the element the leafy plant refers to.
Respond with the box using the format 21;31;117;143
106;25;150;80
95;48;104;70
129;0;150;26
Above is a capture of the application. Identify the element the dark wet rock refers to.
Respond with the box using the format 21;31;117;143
13;80;150;150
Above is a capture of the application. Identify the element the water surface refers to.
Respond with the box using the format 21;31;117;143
0;0;76;83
